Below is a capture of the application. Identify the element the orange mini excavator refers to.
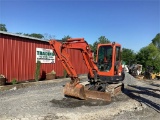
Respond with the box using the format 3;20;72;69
49;38;125;101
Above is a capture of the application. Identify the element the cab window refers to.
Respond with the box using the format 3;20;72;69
97;46;112;71
116;47;120;61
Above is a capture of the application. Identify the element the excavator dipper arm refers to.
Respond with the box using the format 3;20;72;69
49;40;79;85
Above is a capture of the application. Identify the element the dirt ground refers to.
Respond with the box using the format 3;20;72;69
0;73;159;120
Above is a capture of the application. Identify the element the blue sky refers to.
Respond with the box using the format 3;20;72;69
0;0;159;52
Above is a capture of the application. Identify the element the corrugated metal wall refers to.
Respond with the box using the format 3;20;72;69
0;33;88;82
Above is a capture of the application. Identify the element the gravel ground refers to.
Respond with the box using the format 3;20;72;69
0;73;159;120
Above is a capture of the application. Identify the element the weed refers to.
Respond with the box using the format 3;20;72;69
11;78;17;85
35;61;41;81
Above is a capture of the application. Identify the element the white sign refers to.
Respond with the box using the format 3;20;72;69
36;48;55;63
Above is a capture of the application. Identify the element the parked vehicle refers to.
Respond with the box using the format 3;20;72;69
49;38;124;100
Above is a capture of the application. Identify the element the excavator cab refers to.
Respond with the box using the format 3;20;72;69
96;43;124;83
86;42;124;93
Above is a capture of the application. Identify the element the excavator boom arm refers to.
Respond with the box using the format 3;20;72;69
49;38;98;81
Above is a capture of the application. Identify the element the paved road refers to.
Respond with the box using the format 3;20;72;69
0;76;159;120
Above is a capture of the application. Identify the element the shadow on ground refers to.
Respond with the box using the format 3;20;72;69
150;83;160;87
123;85;160;113
50;98;110;108
50;91;130;108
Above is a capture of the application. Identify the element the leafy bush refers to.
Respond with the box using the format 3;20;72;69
11;78;17;85
63;69;68;78
35;61;41;81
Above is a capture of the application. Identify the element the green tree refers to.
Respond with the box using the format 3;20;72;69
0;24;7;32
16;32;54;40
91;36;111;53
122;48;136;65
89;44;93;51
16;32;23;35
43;33;55;40
90;41;98;53
136;43;160;72
152;33;160;49
28;33;44;39
62;35;71;42
16;32;44;39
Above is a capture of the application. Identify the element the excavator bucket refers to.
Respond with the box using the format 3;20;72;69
63;82;112;101
63;82;86;99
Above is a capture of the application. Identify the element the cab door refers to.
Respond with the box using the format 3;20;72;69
114;46;121;75
96;44;115;76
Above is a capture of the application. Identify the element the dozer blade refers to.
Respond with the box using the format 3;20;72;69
63;82;86;99
85;89;111;102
